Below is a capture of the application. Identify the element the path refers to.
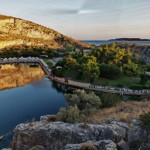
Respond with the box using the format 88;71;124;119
0;57;150;96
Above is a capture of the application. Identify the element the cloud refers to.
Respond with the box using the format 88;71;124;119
78;10;100;14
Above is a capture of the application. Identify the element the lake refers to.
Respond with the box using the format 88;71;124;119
0;78;67;149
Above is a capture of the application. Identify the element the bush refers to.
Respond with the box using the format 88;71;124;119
56;105;81;123
117;83;124;88
65;90;102;114
100;93;121;108
56;90;102;123
140;112;150;132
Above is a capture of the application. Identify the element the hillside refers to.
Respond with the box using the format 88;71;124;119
0;14;90;50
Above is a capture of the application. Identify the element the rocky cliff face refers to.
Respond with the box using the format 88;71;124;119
0;14;89;50
9;116;149;150
117;43;150;64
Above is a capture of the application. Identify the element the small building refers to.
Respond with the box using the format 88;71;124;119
146;72;150;76
40;55;49;58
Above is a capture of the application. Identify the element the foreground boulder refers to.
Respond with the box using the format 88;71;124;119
11;121;129;150
11;119;149;150
65;140;117;150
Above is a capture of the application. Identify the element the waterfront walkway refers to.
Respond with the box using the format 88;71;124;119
0;57;150;96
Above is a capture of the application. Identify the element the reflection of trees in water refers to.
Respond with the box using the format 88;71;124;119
52;81;73;94
0;64;45;90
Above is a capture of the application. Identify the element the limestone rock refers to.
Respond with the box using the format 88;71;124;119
11;121;128;150
65;140;117;150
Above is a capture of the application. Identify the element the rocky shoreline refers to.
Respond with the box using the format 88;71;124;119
2;115;149;150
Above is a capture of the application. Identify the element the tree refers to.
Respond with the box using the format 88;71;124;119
140;74;150;85
123;62;143;76
65;44;74;52
81;56;100;84
66;58;77;65
91;43;131;65
100;64;122;79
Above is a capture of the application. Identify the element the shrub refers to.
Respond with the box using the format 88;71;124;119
65;90;102;114
100;93;121;108
79;144;97;150
56;105;81;123
140;112;150;132
117;83;124;88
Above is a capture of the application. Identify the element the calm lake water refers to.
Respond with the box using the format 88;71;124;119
0;78;67;148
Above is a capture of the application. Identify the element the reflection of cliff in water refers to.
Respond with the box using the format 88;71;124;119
0;64;45;90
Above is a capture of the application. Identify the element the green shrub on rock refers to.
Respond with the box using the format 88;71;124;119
56;105;81;123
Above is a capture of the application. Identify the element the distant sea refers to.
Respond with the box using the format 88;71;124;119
81;40;150;46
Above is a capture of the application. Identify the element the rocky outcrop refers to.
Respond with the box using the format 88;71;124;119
65;140;117;150
10;117;150;150
117;43;150;64
0;14;90;50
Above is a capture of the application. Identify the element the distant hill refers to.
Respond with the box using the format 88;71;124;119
0;14;90;50
112;38;150;41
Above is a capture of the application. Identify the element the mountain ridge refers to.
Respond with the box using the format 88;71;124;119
0;14;90;50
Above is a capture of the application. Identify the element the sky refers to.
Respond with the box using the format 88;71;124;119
0;0;150;40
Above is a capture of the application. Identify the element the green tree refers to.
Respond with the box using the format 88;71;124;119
81;56;100;84
100;64;122;79
65;44;74;52
123;62;143;76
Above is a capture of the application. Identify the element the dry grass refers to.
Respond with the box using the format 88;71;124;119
87;101;150;123
0;64;45;90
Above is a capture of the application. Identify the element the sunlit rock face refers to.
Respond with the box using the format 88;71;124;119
0;64;45;90
0;14;90;50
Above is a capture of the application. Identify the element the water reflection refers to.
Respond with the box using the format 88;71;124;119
0;77;67;149
0;64;45;90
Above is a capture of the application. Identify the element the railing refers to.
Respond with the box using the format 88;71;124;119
0;57;51;76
